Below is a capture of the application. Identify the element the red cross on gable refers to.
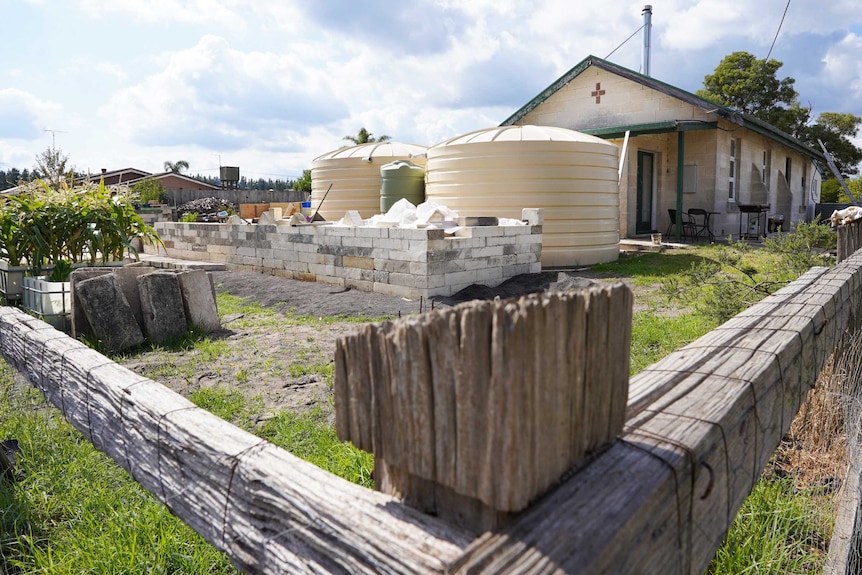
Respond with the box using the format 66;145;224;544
591;82;606;104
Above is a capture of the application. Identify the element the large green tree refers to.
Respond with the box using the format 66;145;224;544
697;51;808;136
699;51;862;180
806;112;862;177
343;127;390;145
293;169;312;192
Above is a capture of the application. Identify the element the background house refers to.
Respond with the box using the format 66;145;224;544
503;55;825;240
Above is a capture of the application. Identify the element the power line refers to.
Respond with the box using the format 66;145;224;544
765;0;791;61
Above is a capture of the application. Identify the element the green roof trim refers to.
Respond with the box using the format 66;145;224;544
582;120;718;140
501;55;825;163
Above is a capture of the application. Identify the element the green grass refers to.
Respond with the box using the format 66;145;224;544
1;242;838;572
708;475;831;574
629;310;719;374
591;249;711;285
0;366;238;574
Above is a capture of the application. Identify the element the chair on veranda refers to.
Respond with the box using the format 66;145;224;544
666;209;696;241
687;208;713;242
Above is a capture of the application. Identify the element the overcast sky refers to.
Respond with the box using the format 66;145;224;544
2;0;861;182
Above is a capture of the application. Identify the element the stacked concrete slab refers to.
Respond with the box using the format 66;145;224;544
73;268;220;352
146;208;543;299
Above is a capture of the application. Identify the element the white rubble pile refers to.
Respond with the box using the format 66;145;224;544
831;205;862;226
335;198;526;233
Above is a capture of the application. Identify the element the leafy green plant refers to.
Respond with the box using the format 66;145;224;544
0;178;163;268
130;178;168;205
761;217;836;275
48;259;72;282
179;212;199;222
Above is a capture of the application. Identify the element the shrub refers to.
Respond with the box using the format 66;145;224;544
0;179;163;268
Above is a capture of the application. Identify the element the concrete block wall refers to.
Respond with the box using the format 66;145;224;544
147;209;543;299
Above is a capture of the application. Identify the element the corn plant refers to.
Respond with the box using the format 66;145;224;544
0;179;163;268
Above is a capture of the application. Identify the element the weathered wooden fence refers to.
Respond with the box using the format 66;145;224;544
2;249;862;573
838;218;862;262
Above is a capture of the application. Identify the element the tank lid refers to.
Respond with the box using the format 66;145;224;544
433;125;616;147
313;141;428;162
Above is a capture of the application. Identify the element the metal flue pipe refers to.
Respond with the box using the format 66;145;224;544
642;5;652;76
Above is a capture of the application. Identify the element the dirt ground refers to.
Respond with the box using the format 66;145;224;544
119;268;654;416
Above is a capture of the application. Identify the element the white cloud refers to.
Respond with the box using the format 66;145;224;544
823;33;862;100
77;0;242;26
101;35;349;150
0;89;63;141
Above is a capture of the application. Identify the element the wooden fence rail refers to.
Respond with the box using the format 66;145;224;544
2;250;862;573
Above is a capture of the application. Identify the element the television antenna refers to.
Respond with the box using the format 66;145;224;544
44;129;68;150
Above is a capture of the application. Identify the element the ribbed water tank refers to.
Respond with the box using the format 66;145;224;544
311;142;428;221
425;125;620;267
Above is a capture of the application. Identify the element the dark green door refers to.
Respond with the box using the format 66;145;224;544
636;151;654;234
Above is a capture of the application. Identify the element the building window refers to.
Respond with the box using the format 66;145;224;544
785;157;792;186
801;162;807;204
729;139;738;201
684;164;697;194
762;150;771;190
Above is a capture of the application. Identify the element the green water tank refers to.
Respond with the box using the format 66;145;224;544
380;160;425;214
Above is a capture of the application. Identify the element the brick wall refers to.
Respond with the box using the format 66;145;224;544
146;209;543;299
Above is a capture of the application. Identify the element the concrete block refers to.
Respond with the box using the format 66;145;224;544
75;274;145;352
478;267;504;282
388;250;416;262
374;259;411;274
522;208;544;225
473;246;505;258
342;236;375;249
505;225;530;236
177;270;221;334
261;258;285;270
373;270;390;283
391;228;431;241
409;262;428;275
138;271;189;344
489;255;518;267
344;279;374;292
343;256;375;270
114;267;156;329
355;227;388;238
308;263;338;277
372;282;415;299
388;272;430;289
377;238;406;250
486;236;517;247
340;267;363;281
70;268;115;339
444;270;479;286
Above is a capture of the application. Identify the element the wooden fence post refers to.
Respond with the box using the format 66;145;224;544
837;218;862;263
335;284;633;532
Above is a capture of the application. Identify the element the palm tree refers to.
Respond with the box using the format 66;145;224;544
343;128;391;145
164;160;190;174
